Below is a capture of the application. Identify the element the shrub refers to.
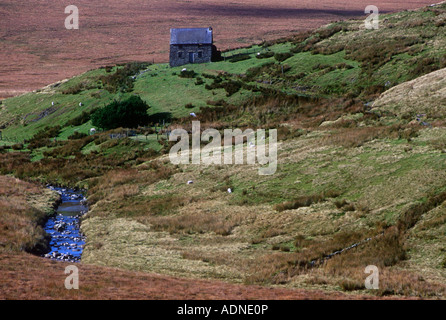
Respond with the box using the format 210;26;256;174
339;279;365;291
334;199;349;209
28;125;61;149
316;25;343;39
11;143;24;150
205;80;242;96
274;52;293;62
100;62;150;93
229;54;251;63
179;70;197;78
410;56;443;78
202;73;217;79
195;77;204;85
68;131;88;140
91;95;150;130
65;109;96;127
61;82;83;95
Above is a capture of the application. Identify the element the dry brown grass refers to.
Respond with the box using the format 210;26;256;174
372;67;446;121
79;128;446;298
0;251;385;300
0;175;384;300
0;176;58;254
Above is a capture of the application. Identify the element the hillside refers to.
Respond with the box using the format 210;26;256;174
0;176;369;300
0;0;437;99
372;67;446;120
1;3;446;299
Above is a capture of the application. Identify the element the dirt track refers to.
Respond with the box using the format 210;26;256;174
0;0;436;99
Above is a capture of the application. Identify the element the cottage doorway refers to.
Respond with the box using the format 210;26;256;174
189;52;195;63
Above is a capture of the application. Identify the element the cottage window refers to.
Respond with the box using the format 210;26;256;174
198;51;203;58
178;51;184;58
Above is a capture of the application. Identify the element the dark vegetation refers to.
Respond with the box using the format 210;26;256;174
65;109;97;127
179;69;197;78
229;54;251;63
99;62;150;93
91;95;150;130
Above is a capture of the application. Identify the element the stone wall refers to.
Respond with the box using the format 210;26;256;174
169;44;212;67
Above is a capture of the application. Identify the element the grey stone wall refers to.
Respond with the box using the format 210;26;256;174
169;44;212;67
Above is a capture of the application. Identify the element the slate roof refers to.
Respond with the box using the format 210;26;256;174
170;28;213;45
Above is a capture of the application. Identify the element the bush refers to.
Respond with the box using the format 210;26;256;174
195;77;204;85
65;109;96;127
91;95;150;130
100;62;150;93
11;143;24;150
68;132;88;140
205;80;242;96
179;70;197;78
28;125;61;149
61;82;84;95
339;279;365;291
274;52;293;62
229;54;251;63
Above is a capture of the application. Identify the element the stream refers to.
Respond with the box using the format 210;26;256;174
42;186;88;262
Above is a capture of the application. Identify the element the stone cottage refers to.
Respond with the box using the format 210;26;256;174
169;27;217;67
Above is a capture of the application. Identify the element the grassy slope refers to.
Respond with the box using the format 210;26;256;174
0;3;446;298
1;6;444;140
0;177;374;300
372;67;446;120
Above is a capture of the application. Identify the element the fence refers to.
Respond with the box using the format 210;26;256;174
109;130;137;140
